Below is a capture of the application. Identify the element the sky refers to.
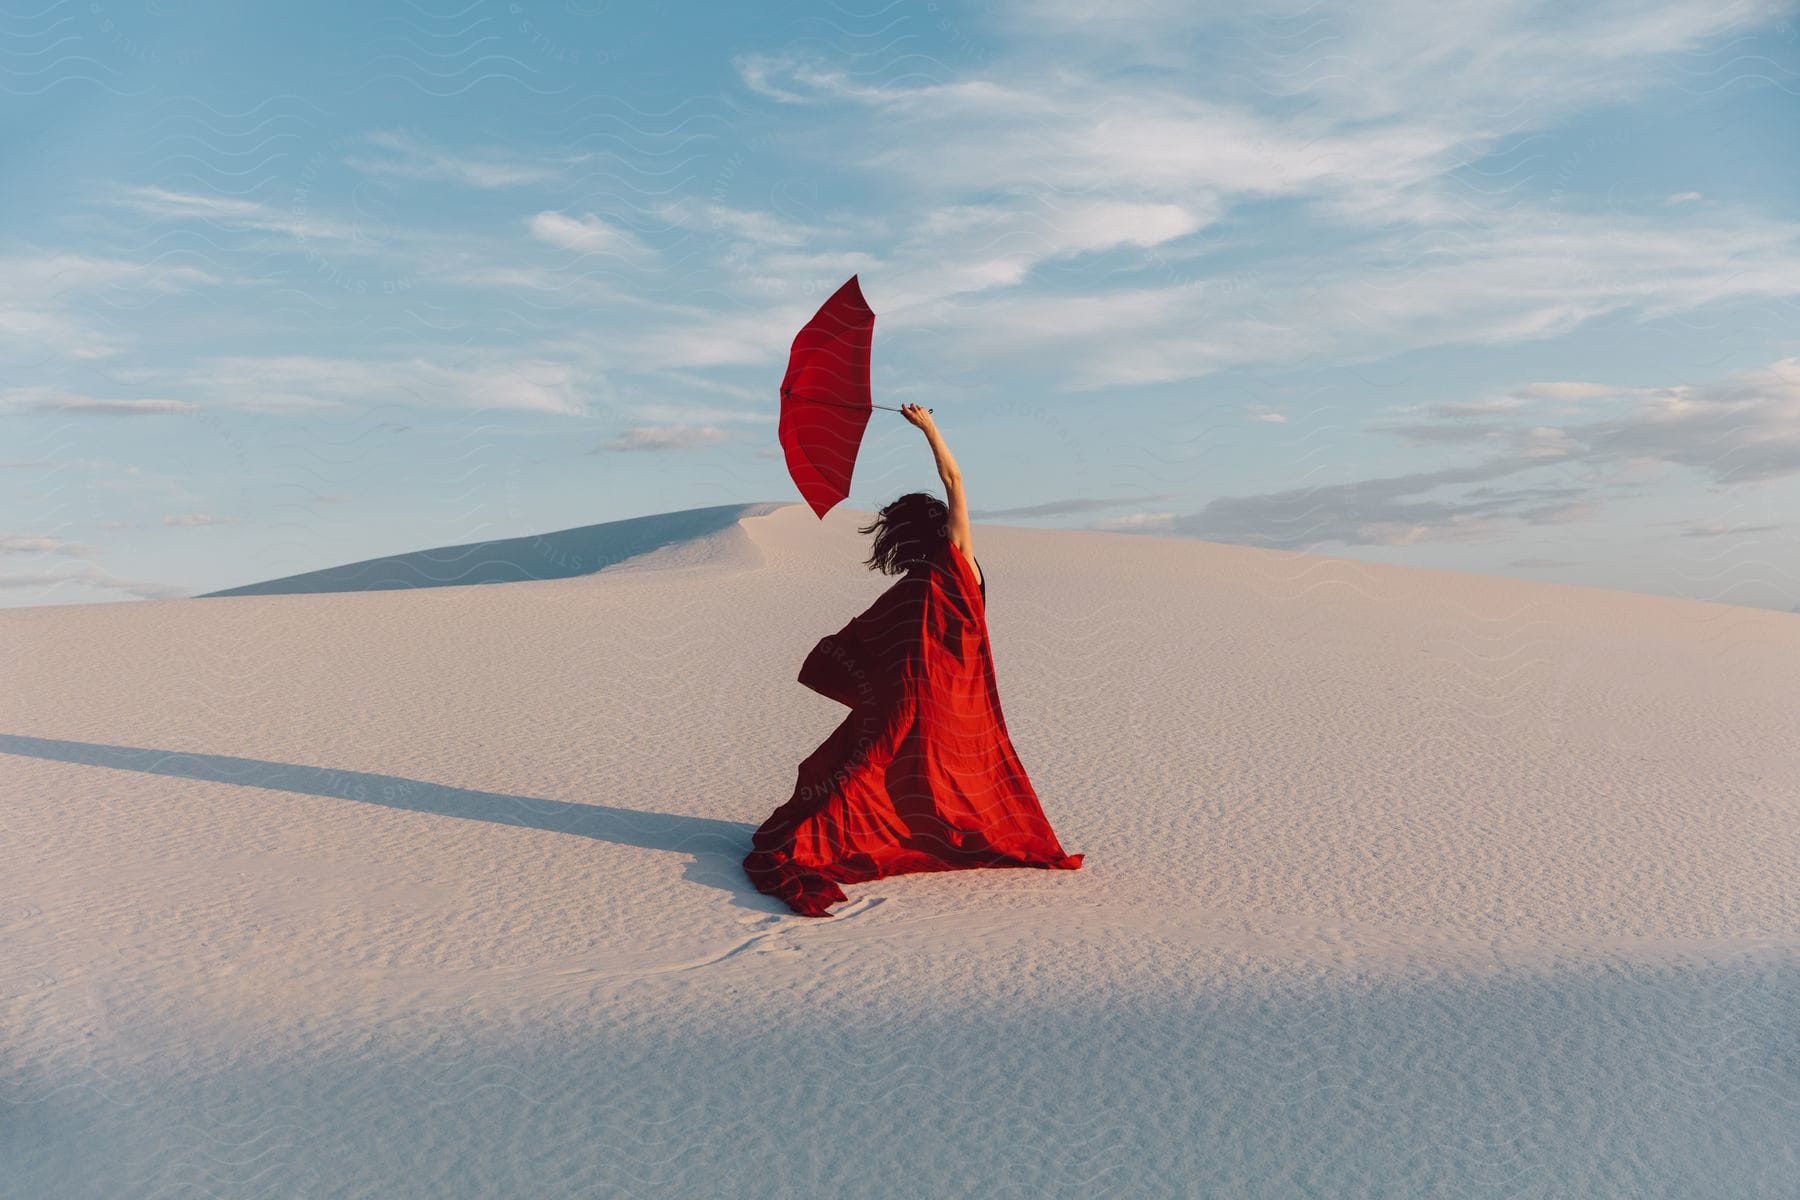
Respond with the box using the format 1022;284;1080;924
3;0;1798;611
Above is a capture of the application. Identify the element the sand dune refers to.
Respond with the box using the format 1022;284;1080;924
200;502;785;597
3;502;1795;1197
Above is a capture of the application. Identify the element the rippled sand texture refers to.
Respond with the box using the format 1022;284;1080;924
4;502;1796;1197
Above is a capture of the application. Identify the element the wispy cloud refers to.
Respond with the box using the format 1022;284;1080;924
594;425;729;452
527;211;647;257
1;534;96;557
4;389;202;416
0;307;129;360
624;402;773;425
1177;456;1571;549
1680;521;1787;538
720;5;1800;386
0;254;219;363
0;253;220;295
655;199;810;247
1177;355;1800;549
989;0;1790;178
107;185;360;243
345;130;574;188
915;212;1800;388
612;304;816;370
88;464;202;501
165;354;595;416
162;514;237;527
1511;382;1631;404
1559;357;1800;486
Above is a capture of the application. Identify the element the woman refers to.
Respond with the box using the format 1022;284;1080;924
743;403;1084;917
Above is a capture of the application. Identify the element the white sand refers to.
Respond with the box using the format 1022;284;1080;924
4;502;1796;1197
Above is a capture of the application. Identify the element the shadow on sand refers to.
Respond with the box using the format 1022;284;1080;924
199;501;787;597
0;732;762;903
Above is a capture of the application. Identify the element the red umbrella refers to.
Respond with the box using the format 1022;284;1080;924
778;275;925;519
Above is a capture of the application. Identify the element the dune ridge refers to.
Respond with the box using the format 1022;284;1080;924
201;502;787;597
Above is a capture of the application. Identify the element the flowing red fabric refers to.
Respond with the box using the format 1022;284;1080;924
744;538;1083;916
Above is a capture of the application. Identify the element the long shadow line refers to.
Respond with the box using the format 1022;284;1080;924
0;733;758;892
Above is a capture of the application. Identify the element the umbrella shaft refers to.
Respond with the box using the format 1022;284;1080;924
791;397;928;414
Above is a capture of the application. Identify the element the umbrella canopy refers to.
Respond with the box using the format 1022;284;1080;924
779;275;876;519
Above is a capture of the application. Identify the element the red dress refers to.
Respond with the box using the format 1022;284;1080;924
743;538;1083;916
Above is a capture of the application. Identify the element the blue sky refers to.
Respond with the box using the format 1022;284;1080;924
4;0;1798;610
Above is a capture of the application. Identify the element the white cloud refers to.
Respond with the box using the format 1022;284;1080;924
716;4;1799;385
734;52;1452;224
992;0;1790;135
1426;398;1528;416
625;403;772;425
86;464;200;501
1178;457;1586;549
1681;521;1786;537
0;534;95;557
597;425;729;452
3;389;201;416
1519;426;1583;459
1515;499;1607;527
1183;354;1800;551
651;372;770;406
915;209;1800;387
0;253;219;295
0;254;219;363
108;185;358;243
615;303;817;370
168;354;595;416
880;199;1210;312
162;514;237;527
1511;382;1625;402
735;53;815;104
527;211;646;257
346;130;571;188
655;198;810;247
0;308;126;361
1564;356;1800;485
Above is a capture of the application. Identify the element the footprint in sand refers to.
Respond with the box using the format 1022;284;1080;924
726;896;888;961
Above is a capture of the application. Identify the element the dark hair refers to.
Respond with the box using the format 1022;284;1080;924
859;491;948;575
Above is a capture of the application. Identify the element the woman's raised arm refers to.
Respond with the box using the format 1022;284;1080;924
900;403;972;559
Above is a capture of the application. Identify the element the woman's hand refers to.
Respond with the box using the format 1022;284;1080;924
899;403;937;434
